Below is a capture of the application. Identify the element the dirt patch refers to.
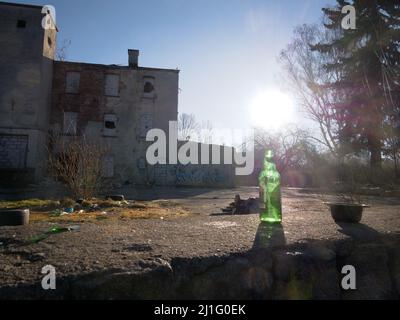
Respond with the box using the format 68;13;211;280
1;187;399;298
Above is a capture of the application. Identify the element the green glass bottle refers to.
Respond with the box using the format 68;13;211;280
259;150;282;223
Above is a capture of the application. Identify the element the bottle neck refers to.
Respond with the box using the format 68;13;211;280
264;159;275;170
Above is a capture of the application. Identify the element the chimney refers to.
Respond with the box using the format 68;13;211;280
128;49;139;68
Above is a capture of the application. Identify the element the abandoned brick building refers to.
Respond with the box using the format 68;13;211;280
0;2;234;187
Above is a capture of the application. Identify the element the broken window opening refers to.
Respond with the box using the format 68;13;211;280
144;81;154;93
17;20;26;28
143;77;155;98
105;121;116;130
103;114;117;137
47;36;52;47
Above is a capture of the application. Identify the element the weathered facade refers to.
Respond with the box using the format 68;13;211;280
50;55;180;185
0;2;235;188
0;2;56;184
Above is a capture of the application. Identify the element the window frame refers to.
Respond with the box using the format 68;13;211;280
65;71;81;94
104;73;120;97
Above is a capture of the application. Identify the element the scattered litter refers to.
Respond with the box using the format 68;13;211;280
64;207;74;214
89;204;99;211
27;225;80;244
67;225;80;232
107;195;125;201
286;251;303;256
50;209;63;217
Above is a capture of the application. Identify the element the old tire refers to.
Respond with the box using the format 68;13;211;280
0;209;30;226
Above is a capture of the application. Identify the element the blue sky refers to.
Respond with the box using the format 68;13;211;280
8;0;336;130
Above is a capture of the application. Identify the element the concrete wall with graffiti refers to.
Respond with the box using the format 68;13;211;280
174;163;234;187
143;164;234;188
136;142;236;187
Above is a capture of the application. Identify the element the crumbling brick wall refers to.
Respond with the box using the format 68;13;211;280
51;62;116;133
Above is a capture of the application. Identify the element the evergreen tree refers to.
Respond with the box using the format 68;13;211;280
312;0;400;173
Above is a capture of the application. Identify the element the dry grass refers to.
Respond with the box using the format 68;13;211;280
0;199;60;211
0;199;190;223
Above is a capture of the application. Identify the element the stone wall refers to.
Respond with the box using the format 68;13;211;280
61;237;400;300
1;233;399;300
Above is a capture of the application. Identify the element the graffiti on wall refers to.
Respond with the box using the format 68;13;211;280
175;164;233;187
136;160;235;187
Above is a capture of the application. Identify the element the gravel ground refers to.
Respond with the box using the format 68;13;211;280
1;187;399;289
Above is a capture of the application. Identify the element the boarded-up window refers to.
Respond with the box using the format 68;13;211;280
0;135;28;169
102;154;114;178
103;114;117;137
65;72;80;94
143;76;155;98
138;114;153;138
105;74;120;96
63;112;78;135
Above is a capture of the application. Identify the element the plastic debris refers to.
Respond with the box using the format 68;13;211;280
50;209;63;217
89;204;99;211
27;225;80;244
64;207;74;214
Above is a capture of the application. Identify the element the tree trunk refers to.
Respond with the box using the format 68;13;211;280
368;134;382;185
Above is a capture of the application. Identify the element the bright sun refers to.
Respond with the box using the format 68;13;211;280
250;89;296;129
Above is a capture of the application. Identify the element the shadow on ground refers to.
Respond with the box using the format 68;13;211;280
253;223;286;249
337;222;382;242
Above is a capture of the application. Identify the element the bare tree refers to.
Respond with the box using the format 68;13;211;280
254;125;311;173
56;39;71;62
178;113;200;141
279;24;346;157
47;132;109;199
199;120;214;144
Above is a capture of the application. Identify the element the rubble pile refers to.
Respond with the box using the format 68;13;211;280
222;195;259;215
